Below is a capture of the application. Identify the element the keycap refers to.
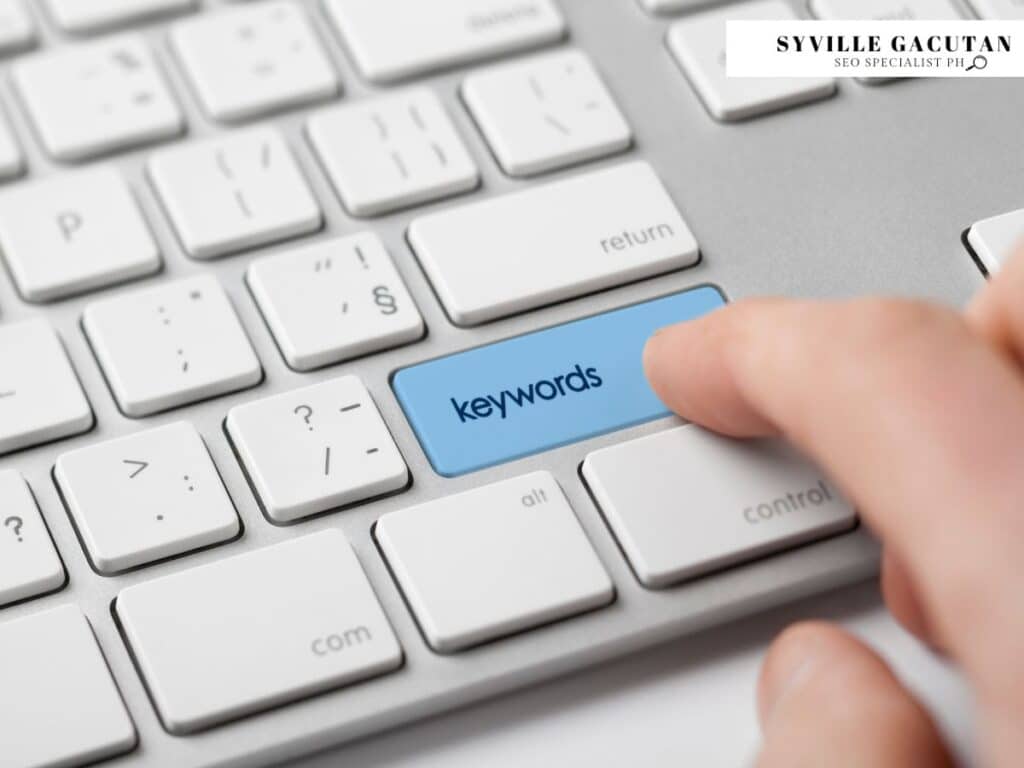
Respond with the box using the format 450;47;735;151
248;233;424;371
377;471;613;652
1;606;137;768
0;168;160;302
83;274;262;417
969;0;1024;17
639;0;715;12
307;88;479;217
12;35;185;161
462;49;632;177
55;422;240;574
809;0;962;19
667;1;837;121
149;128;322;259
393;287;724;477
0;110;24;180
323;0;566;83
0;0;35;56
226;376;408;523
407;161;699;326
117;529;403;734
0;320;93;456
0;471;65;607
45;0;196;34
170;2;339;122
582;426;858;588
968;208;1024;273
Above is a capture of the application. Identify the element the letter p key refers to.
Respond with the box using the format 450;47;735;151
57;210;84;242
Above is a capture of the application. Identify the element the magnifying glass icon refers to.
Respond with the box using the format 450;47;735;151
966;54;988;72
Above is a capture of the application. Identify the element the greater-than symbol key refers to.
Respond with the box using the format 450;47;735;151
123;459;149;479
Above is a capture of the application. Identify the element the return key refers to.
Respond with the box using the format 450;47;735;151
407;162;700;326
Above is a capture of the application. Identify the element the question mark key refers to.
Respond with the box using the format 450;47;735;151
227;376;409;524
0;470;66;607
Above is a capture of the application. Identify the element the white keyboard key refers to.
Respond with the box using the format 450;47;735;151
248;233;424;371
463;49;631;178
226;376;408;523
117;529;403;733
969;0;1024;17
45;0;197;34
149;128;322;259
308;88;479;217
639;0;714;12
968;208;1024;273
171;2;339;123
0;320;92;455
810;0;963;18
0;0;34;56
324;0;566;83
0;169;160;302
0;471;65;607
12;35;185;161
582;426;857;588
1;606;137;768
0;110;24;180
408;161;699;326
377;471;613;652
83;275;262;416
55;422;240;574
667;1;836;122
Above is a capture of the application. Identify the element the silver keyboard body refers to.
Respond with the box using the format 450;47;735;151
0;0;995;765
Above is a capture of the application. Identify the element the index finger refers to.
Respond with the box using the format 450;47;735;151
643;295;1024;691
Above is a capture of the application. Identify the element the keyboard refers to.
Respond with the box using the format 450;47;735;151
0;0;1012;766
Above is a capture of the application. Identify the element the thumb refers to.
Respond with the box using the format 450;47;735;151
757;622;954;768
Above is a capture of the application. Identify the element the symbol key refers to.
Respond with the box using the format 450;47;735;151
226;376;408;523
307;88;478;217
83;274;262;416
463;49;632;177
248;233;424;371
0;320;93;456
12;34;184;161
55;421;240;574
0;471;65;608
149;127;322;260
171;1;339;122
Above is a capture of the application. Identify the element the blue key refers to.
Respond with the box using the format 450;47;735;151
393;287;726;477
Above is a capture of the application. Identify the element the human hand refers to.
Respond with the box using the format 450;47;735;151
643;253;1024;767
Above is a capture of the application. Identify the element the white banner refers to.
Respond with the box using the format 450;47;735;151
726;20;1024;78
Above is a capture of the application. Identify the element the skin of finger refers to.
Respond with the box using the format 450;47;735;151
644;298;1024;720
643;299;783;438
967;245;1024;367
757;622;953;768
880;548;936;649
